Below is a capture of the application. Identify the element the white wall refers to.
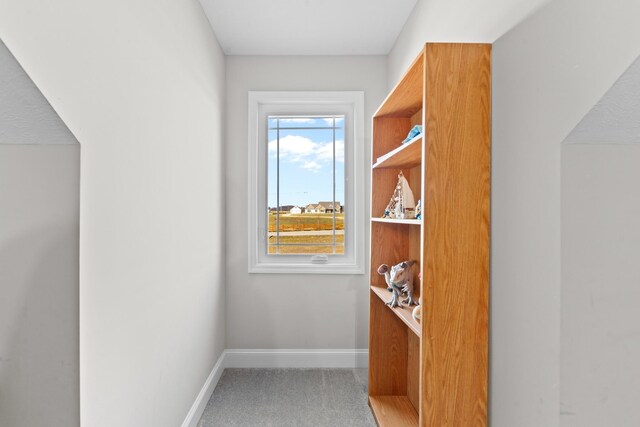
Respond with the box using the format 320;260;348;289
225;56;386;350
562;144;640;426
561;54;640;427
387;0;550;86
491;1;640;424
0;145;80;427
387;0;640;425
0;1;227;426
1;38;80;426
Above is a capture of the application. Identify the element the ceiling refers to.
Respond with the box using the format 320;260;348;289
198;0;418;55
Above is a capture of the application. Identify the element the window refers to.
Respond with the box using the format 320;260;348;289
248;91;365;274
267;115;344;255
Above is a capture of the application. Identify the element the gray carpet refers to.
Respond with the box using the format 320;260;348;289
197;368;376;427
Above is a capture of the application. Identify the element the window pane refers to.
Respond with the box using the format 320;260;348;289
267;116;345;255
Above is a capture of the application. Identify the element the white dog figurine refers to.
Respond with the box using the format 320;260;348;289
377;261;418;308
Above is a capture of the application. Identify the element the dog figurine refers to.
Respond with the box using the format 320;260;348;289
377;261;418;308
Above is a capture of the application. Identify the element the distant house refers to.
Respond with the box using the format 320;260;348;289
305;201;342;213
290;206;302;214
318;201;342;213
305;203;320;213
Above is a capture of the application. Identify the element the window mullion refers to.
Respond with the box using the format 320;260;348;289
276;118;280;254
332;117;337;255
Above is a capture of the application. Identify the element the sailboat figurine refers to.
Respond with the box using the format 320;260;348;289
383;171;416;219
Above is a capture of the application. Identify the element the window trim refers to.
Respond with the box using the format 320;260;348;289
247;91;365;274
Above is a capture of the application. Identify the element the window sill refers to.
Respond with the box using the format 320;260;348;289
248;262;365;275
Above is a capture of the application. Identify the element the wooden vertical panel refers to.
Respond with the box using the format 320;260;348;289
372;117;411;163
407;163;422;211
408;223;422;298
421;43;491;426
372;169;403;218
407;331;421;411
410;109;423;127
369;293;408;396
371;117;413;227
369;222;412;287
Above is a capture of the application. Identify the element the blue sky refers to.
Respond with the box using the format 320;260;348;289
268;116;344;208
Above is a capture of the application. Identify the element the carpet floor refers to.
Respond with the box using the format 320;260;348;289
197;368;376;427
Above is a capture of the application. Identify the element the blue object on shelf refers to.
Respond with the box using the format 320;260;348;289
402;125;423;143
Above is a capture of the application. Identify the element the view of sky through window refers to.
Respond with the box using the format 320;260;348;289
267;116;345;254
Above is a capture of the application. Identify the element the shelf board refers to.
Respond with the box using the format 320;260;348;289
371;286;421;336
371;218;422;225
372;135;422;170
369;396;418;427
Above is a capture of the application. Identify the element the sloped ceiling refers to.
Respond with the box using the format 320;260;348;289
199;0;417;55
564;54;640;144
0;39;77;145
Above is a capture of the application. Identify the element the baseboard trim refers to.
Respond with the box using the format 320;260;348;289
224;349;368;369
181;350;226;427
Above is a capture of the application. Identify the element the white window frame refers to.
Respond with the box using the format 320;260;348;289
248;91;365;274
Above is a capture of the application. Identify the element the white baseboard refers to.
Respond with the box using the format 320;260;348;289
182;348;368;426
224;349;368;369
181;351;227;427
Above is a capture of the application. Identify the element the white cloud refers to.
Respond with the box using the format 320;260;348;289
301;161;322;173
269;135;316;162
316;140;344;163
268;135;344;169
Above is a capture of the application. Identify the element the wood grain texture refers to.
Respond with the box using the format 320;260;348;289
373;136;422;170
410;109;423;127
371;167;420;222
407;163;422;219
371;117;413;223
369;396;419;427
370;286;421;337
369;219;422;290
369;293;408;396
372;117;411;164
375;51;424;118
372;169;401;220
407;332;421;412
369;222;413;287
421;43;491;427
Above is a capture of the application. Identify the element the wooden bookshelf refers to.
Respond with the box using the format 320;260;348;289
368;43;491;427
